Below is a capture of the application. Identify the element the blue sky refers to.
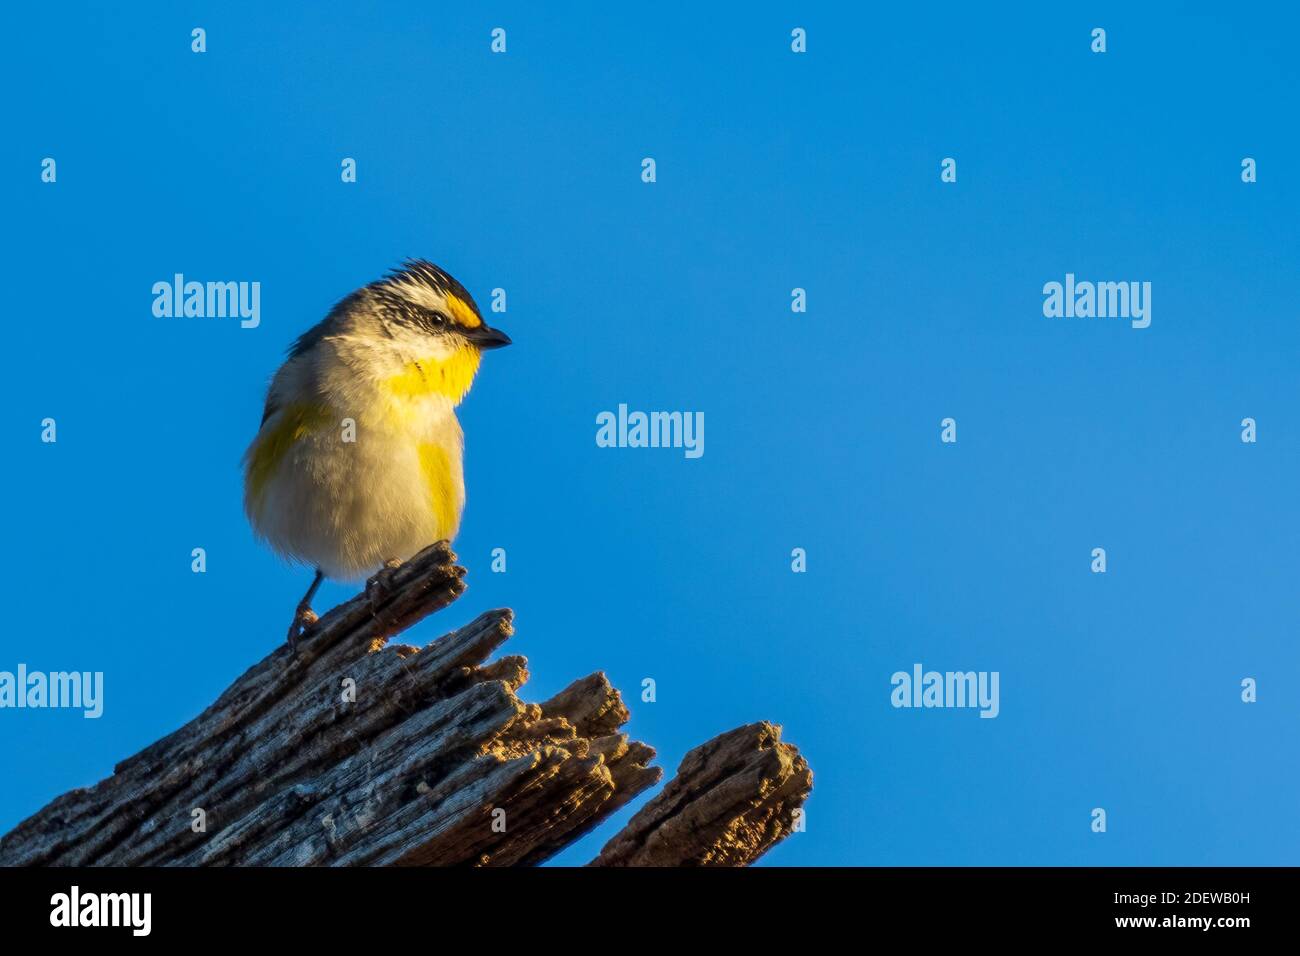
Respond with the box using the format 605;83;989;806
3;2;1298;865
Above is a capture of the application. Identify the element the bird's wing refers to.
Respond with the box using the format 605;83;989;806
259;394;280;426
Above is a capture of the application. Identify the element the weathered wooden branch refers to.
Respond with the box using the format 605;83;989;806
0;542;811;867
591;721;812;866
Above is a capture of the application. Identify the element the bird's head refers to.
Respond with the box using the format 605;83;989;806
356;260;510;405
369;259;511;356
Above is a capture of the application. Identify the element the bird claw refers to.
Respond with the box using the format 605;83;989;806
286;604;319;656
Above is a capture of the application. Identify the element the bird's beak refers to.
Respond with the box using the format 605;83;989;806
466;325;512;350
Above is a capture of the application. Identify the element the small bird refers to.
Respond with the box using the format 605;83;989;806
242;260;510;649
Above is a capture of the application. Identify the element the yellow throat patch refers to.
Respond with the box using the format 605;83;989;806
386;346;482;405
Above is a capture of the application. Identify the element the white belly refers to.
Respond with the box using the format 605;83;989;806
247;402;464;580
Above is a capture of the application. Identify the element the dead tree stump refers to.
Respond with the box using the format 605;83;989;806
0;543;812;867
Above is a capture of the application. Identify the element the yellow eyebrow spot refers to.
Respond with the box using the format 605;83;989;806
445;293;482;329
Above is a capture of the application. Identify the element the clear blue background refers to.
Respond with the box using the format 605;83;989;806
3;2;1297;865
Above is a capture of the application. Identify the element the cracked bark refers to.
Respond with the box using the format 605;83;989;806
591;721;812;866
0;542;811;867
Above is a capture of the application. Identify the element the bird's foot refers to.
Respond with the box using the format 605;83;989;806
286;603;319;656
366;558;403;637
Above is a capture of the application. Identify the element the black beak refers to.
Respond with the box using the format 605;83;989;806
466;325;512;350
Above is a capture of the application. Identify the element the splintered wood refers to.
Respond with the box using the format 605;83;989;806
0;542;810;867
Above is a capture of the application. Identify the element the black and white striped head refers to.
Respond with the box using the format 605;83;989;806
368;259;511;350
